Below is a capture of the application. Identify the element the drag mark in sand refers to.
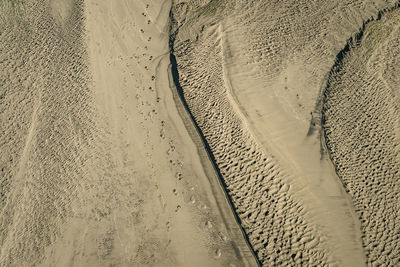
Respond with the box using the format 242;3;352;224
13;99;39;187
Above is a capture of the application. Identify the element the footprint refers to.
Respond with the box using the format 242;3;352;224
175;172;182;180
218;232;227;241
215;248;221;258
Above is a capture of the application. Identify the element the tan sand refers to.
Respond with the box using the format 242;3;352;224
170;0;399;266
1;0;400;266
0;0;256;266
323;8;400;265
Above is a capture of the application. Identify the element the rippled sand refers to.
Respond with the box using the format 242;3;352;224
1;0;399;266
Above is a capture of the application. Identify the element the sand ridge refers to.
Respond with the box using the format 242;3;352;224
171;2;336;265
171;0;400;266
1;0;400;266
323;6;400;265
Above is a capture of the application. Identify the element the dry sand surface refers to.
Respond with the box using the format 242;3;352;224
0;0;256;266
171;0;400;266
1;0;400;266
323;8;400;265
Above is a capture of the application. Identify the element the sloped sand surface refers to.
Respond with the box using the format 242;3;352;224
1;0;400;266
0;0;256;266
323;8;400;265
1;1;95;265
171;13;332;266
170;0;400;266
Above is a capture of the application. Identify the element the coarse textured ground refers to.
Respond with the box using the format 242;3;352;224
323;7;400;266
1;0;400;266
171;0;399;266
0;0;256;266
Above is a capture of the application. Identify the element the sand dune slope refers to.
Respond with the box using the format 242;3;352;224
0;0;257;266
323;8;400;266
172;2;333;266
171;0;399;266
0;1;95;265
2;0;400;266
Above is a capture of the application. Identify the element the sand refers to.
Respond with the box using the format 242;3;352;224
171;0;399;266
0;0;256;266
1;0;400;266
323;8;400;265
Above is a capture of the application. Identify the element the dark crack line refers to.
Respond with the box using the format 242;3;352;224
320;2;400;265
168;9;261;267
